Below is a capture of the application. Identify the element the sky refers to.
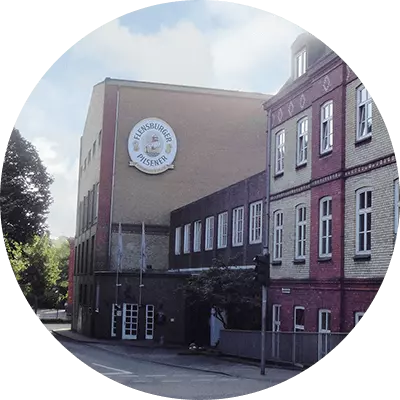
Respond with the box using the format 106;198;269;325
15;0;303;238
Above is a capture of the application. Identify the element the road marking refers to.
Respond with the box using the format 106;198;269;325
145;375;167;378
172;374;191;378
218;378;239;381
161;379;183;383
197;375;217;378
103;372;139;377
92;363;132;375
191;378;214;382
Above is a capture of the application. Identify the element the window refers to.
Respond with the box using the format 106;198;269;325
217;212;228;249
355;312;364;325
184;224;191;254
272;305;281;332
94;182;99;220
295;48;307;78
232;206;244;247
294;306;305;331
319;309;331;333
356;188;372;254
83;158;87;171
395;180;399;235
174;227;181;255
319;197;332;258
320;101;333;154
98;130;102;145
205;216;214;251
249;201;263;244
273;210;283;261
357;86;372;140
295;205;307;259
88;149;92;165
193;220;202;252
297;117;308;165
93;141;96;157
275;130;285;174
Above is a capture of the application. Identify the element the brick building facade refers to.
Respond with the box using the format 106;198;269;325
72;78;270;340
170;33;397;345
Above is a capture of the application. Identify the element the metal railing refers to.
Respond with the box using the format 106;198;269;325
219;330;347;367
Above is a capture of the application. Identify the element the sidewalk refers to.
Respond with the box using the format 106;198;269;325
52;328;184;349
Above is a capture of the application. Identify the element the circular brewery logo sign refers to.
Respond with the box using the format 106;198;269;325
128;118;177;174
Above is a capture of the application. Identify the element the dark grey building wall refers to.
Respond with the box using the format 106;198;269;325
169;171;266;269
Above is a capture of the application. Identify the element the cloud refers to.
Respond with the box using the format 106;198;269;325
15;2;302;237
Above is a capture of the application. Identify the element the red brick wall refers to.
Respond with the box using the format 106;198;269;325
311;85;345;180
268;283;341;332
95;84;118;270
310;178;345;280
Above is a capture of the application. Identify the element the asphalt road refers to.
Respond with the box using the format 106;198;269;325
58;338;298;399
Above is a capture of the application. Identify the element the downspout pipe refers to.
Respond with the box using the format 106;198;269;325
263;104;272;258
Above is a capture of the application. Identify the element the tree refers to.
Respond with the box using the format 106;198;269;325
183;258;261;330
6;235;60;312
51;236;71;306
1;128;54;244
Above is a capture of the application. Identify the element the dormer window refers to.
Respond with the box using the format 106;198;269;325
295;48;307;78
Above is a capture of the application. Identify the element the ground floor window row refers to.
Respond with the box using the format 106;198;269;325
272;304;365;332
174;200;263;255
74;235;96;275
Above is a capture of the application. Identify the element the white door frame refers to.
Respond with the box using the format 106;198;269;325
145;304;155;340
318;309;331;360
122;303;139;340
272;304;281;358
111;304;118;337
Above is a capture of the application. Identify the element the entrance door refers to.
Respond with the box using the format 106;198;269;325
210;308;225;347
122;303;139;340
145;305;155;340
271;304;281;358
318;309;331;360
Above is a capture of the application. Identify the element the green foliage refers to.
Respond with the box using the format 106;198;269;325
183;258;261;329
4;235;70;309
1;128;54;244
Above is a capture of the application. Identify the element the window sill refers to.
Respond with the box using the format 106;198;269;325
319;149;333;159
353;254;371;261
355;135;372;147
296;162;307;171
232;244;244;248
318;256;332;263
249;241;262;245
271;260;282;266
274;171;284;179
293;259;306;265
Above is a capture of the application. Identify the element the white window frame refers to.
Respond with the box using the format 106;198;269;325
294;306;305;332
273;210;283;261
183;223;191;254
249;201;263;244
356;188;372;255
297;117;308;166
232;206;244;247
320;101;333;154
272;304;281;332
295;48;307;78
275;130;285;174
193;220;202;252
295;205;307;260
319;196;332;258
395;180;399;235
356;85;373;141
217;212;228;249
175;227;182;255
205;216;214;251
319;309;331;332
355;312;364;325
